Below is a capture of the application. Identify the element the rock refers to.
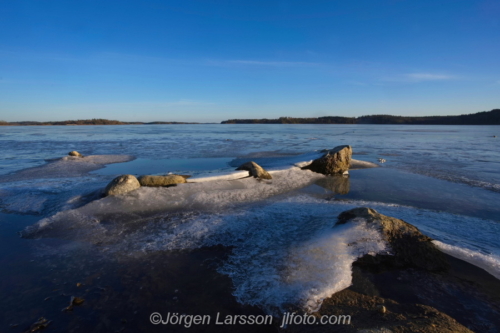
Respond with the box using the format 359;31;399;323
137;175;188;187
23;317;51;333
236;161;272;179
68;151;83;157
377;305;387;314
310;289;473;333
315;175;350;194
337;207;449;271
62;296;85;312
302;145;352;175
104;175;141;196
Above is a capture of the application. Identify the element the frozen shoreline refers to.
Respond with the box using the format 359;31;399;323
1;141;500;331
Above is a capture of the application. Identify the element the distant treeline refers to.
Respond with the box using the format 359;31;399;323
0;118;200;126
1;109;499;126
221;109;500;125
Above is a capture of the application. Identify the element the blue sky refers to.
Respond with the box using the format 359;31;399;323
0;0;499;122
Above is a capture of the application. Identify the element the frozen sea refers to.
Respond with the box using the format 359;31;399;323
0;124;499;330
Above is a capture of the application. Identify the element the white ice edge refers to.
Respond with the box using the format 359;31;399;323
189;165;303;182
189;156;372;183
433;240;500;280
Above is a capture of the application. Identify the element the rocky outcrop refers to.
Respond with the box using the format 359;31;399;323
337;207;448;271
137;175;189;187
68;151;83;157
104;175;141;196
236;161;272;179
294;289;473;333
302;145;352;175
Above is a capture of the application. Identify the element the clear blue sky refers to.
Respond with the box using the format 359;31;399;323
1;0;499;122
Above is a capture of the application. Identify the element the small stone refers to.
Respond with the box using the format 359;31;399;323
236;161;272;179
62;296;85;311
377;305;387;314
68;151;83;157
26;317;51;331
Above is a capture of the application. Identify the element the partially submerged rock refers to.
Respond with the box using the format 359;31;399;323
337;207;448;271
236;161;272;179
302;145;352;175
104;175;141;196
68;151;83;157
137;175;189;187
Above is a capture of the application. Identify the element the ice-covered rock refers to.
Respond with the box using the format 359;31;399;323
337;207;449;271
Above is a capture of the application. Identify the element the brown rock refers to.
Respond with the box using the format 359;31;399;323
104;175;141;196
137;175;188;187
337;207;449;271
68;151;83;157
236;161;272;179
302;145;352;175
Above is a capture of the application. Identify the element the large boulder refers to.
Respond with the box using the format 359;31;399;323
337;207;448;271
104;175;141;196
302;145;352;175
236;161;272;179
137;175;188;187
68;151;83;157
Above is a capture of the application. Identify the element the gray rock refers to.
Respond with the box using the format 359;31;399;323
68;151;83;157
104;175;141;196
302;145;352;175
137;175;188;187
337;207;449;271
236;161;272;179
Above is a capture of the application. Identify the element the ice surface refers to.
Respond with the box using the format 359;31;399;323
0;155;134;182
0;155;134;215
20;189;500;313
2;125;500;313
